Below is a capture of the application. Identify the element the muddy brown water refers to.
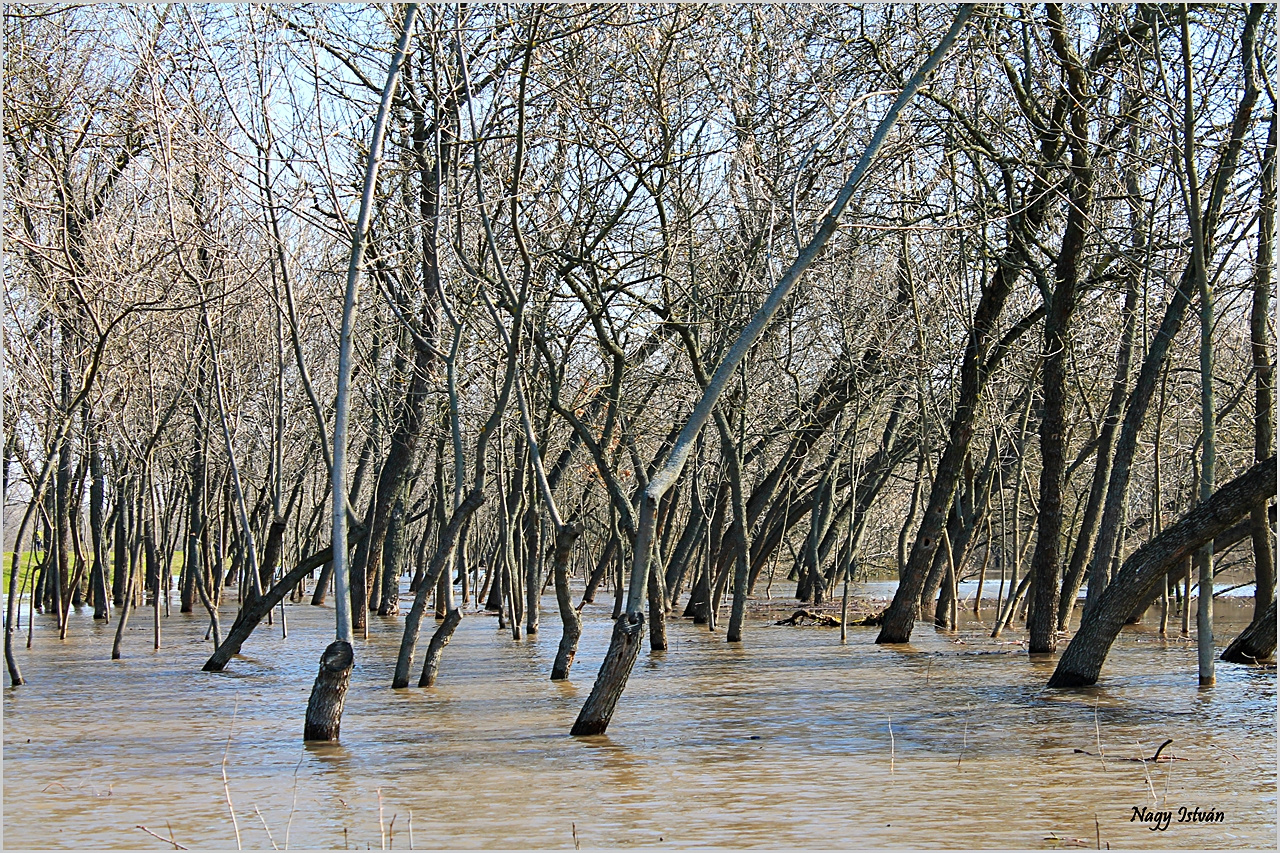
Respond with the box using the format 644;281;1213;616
3;586;1275;849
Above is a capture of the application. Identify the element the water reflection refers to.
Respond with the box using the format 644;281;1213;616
2;590;1274;849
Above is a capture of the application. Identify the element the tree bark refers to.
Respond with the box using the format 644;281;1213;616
418;606;462;687
303;641;354;741
551;522;585;680
1220;597;1276;664
571;611;645;736
1027;6;1093;654
1048;457;1276;688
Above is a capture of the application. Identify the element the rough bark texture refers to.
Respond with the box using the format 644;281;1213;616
378;495;407;616
571;612;645;736
1220;598;1276;664
549;522;585;680
1048;457;1276;688
202;546;333;672
418;607;462;687
303;641;354;741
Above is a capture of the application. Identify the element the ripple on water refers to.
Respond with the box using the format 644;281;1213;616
3;590;1274;849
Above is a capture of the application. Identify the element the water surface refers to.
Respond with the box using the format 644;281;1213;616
3;587;1274;849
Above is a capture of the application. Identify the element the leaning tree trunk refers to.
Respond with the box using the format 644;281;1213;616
1220;598;1276;664
572;7;975;735
1048;457;1275;688
203;547;333;671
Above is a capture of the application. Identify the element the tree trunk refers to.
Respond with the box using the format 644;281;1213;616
303;641;354;741
1248;111;1275;623
418;606;462;687
571;611;645;736
88;415;109;620
551;522;585;680
203;546;334;671
378;495;407;616
1048;457;1275;688
1220;597;1276;664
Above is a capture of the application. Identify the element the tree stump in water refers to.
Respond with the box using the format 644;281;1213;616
304;641;353;741
1221;598;1276;663
571;612;644;736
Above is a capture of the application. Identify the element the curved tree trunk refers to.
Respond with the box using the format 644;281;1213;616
551;522;585;680
1048;457;1275;688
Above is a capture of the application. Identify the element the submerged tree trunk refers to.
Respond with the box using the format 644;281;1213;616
1048;457;1275;688
551;522;585;680
1027;6;1093;654
1220;598;1276;664
304;1;419;738
303;641;354;741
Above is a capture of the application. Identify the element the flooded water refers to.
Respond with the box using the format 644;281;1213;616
3;584;1275;849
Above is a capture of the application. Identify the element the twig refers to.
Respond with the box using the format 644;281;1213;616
285;755;303;850
137;825;188;850
1207;743;1240;760
222;697;242;850
888;715;895;775
956;708;969;769
1093;697;1106;771
1094;814;1100;850
572;822;580;850
254;805;279;850
388;814;396;850
378;788;386;850
408;809;414;851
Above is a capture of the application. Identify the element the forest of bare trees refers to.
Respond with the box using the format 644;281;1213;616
4;2;1275;746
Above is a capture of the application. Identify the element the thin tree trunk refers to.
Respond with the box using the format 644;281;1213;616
573;9;974;734
305;2;418;738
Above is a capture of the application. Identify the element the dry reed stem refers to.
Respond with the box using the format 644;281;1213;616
285;756;303;849
378;788;386;849
254;805;279;850
136;825;188;850
888;715;895;775
1135;741;1157;804
1093;697;1106;771
222;698;242;850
